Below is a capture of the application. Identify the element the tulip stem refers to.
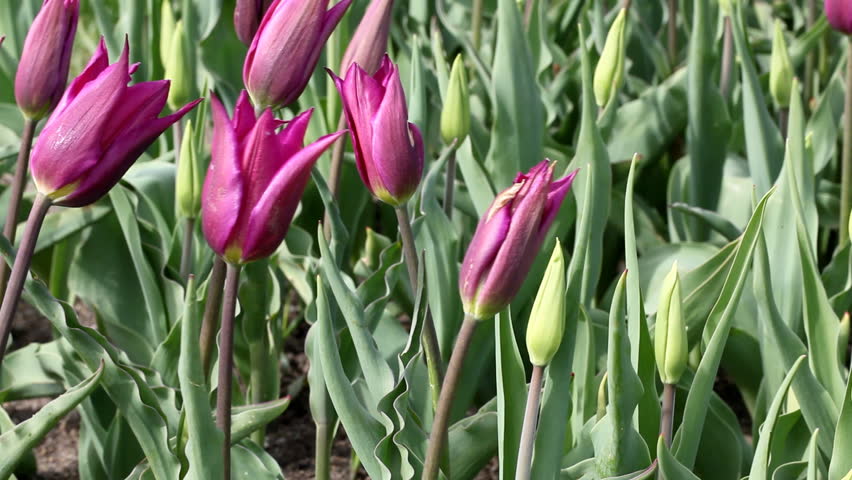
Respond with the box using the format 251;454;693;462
515;365;544;480
423;315;478;480
667;0;677;66
523;0;535;28
841;37;852;245
778;107;789;141
201;256;227;376
323;115;348;240
804;0;816;103
443;147;457;219
315;421;332;480
720;16;734;101
180;217;195;281
472;0;484;50
660;382;676;447
395;207;444;403
216;262;241;480
0;193;52;371
0;118;38;298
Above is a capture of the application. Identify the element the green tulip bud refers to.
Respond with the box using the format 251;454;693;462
593;8;627;108
718;0;734;16
654;262;687;384
176;120;201;219
525;240;567;366
165;20;192;111
769;20;793;108
160;0;177;68
440;54;470;145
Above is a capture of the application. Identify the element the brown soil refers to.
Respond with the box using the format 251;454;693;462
2;303;500;479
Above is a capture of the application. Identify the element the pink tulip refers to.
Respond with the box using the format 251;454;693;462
243;0;352;109
826;0;852;34
234;0;273;46
329;55;424;206
15;0;79;120
460;161;578;319
339;0;394;75
201;91;345;264
30;38;201;207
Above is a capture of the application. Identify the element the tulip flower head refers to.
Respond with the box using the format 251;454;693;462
460;161;578;320
30;38;201;208
244;0;352;109
15;0;79;120
339;0;395;75
826;0;852;35
235;0;273;45
202;92;345;264
329;56;425;207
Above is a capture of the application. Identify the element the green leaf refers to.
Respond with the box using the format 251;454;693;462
829;373;852;479
674;187;774;467
230;397;292;446
0;361;104;479
657;436;700;480
495;309;526;480
0;340;64;401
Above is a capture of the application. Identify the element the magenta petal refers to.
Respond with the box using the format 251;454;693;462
240;130;346;261
238;109;288;209
53;37;109;116
537;168;579;241
339;0;394;75
232;90;258;139
101;80;169;148
202;95;245;255
459;205;512;306
369;71;419;202
277;108;313;152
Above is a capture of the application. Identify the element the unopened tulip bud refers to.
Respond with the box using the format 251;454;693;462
593;8;627;108
525;240;566;366
30;38;201;207
769;20;793;108
718;0;734;16
440;54;470;145
176;120;202;219
235;0;273;46
244;0;352;109
164;21;192;110
340;0;394;75
460;161;578;320
15;0;79;120
654;262;687;384
160;0;176;66
826;0;852;35
329;56;424;207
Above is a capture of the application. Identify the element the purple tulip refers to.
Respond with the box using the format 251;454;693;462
339;0;394;75
459;161;578;320
826;0;852;34
201;91;345;264
15;0;79;120
243;0;352;109
329;56;424;207
30;38;201;208
234;0;273;46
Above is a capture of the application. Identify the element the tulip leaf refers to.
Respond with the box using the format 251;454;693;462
828;373;852;479
495;309;526;480
673;186;773;467
0;340;64;401
657;436;700;480
229;397;292;446
0;361;103;479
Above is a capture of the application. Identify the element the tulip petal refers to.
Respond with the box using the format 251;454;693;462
277;108;313;153
52;37;109;116
369;69;419;201
537;168;578;242
238;109;288;209
241;130;346;261
232;90;257;139
101;80;169;148
459;204;512;306
201;95;244;254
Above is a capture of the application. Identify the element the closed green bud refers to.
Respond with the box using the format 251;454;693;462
654;262;687;384
440;54;470;145
175;120;201;219
525;240;566;366
718;0;734;16
769;20;793;108
165;20;192;111
593;8;627;108
160;0;176;68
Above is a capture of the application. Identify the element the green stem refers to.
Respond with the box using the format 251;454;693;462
323;115;348;240
0;118;38;298
840;37;852;245
804;0;816;103
779;107;789;141
423;315;478;480
249;336;269;446
0;193;52;370
523;0;535;28
515;365;544;480
216;263;241;480
315;422;332;480
720;17;734;101
395;206;444;406
667;0;678;66
443;148;457;220
180;217;195;281
472;0;484;51
201;256;227;376
660;382;677;447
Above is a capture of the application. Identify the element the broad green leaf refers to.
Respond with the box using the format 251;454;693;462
230;397;292;445
495;309;526;480
0;340;64;401
0;362;103;479
829;373;852;479
658;436;700;480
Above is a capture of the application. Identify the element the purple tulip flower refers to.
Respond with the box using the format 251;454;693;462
329;55;424;207
826;0;852;34
202;91;345;264
339;0;394;75
30;38;201;207
459;161;578;320
243;0;352;109
15;0;79;120
234;0;273;46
